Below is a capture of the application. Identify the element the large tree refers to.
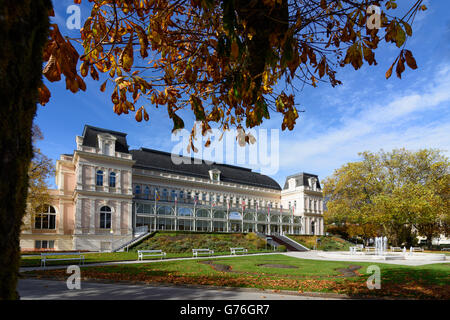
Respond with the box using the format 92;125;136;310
0;0;427;299
40;0;426;149
0;0;52;299
323;149;450;247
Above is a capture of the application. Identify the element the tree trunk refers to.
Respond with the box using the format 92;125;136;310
0;0;51;299
426;233;433;250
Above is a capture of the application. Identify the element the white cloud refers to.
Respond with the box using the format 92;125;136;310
277;65;450;181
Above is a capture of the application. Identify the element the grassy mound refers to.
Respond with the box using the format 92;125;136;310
133;231;267;253
288;235;353;251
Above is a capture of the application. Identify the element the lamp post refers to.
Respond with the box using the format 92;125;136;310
110;228;114;252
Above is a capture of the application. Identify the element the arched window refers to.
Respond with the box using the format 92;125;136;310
34;205;56;229
100;206;112;229
135;185;141;195
229;211;242;220
144;186;150;199
109;172;116;188
196;208;209;218
162;189;168;200
96;170;103;186
213;210;226;219
179;190;184;199
311;221;315;235
178;207;193;217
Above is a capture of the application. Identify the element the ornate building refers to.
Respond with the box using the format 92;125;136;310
20;125;324;251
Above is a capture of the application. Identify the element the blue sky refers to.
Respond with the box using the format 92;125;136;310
37;0;450;188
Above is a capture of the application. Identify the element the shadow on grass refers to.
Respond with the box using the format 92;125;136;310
335;265;450;299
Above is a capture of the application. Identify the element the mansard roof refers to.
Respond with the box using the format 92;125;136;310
81;125;130;154
130;148;282;191
283;172;321;190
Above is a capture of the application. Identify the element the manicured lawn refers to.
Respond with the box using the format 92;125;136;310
20;249;274;267
23;254;450;299
20;231;275;267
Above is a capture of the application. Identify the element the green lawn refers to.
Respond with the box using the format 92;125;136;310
23;254;450;299
20;249;274;267
20;231;277;267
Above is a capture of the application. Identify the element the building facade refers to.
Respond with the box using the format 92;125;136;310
20;125;324;251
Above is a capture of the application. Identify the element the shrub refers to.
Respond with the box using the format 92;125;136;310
278;245;287;252
255;238;267;249
245;232;258;241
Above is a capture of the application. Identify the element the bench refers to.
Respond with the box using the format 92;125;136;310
390;246;402;252
364;246;376;252
411;247;424;252
192;248;214;257
230;247;248;255
40;252;85;268
349;246;363;254
441;248;450;251
138;250;166;261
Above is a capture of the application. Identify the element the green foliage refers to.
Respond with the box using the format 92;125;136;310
288;235;353;251
277;245;287;252
245;232;258;241
323;149;450;247
134;231;265;253
255;238;267;250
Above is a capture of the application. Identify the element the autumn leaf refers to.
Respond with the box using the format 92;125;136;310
404;50;417;70
120;33;134;72
385;60;395;79
171;113;185;132
100;80;107;92
396;56;405;78
190;95;205;121
395;24;406;48
38;84;51;106
80;61;89;77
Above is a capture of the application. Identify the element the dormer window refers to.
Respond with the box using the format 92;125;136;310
308;177;317;189
97;133;116;156
209;169;221;182
288;178;296;190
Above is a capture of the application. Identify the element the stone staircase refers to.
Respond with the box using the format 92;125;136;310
112;226;153;252
268;234;310;252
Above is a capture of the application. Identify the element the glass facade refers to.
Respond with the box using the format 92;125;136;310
133;201;304;235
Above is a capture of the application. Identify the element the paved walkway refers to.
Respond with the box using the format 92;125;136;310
18;278;344;300
284;251;449;266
